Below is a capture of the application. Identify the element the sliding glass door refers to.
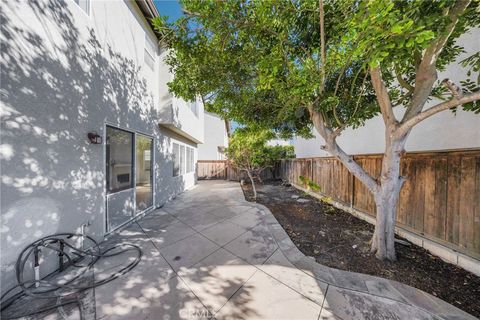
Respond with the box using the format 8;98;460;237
135;134;153;211
106;126;154;232
106;126;135;231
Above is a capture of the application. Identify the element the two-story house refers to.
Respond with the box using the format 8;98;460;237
0;0;204;293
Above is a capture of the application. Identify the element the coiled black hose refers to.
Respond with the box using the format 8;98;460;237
0;233;142;319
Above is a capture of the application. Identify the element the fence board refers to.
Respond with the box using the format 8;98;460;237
199;150;480;258
197;160;273;181
276;149;480;258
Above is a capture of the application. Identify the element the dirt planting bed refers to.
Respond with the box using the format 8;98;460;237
242;180;480;317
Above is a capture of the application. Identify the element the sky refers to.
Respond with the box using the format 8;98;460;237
153;0;183;23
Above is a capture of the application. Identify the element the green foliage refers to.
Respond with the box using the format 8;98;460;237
299;175;321;192
321;196;333;205
153;0;479;135
226;127;294;172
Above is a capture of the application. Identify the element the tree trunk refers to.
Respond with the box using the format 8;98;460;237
370;137;406;260
246;170;257;200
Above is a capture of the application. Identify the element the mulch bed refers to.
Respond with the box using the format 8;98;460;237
241;180;480;317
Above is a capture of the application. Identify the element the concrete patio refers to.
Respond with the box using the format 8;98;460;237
95;180;476;320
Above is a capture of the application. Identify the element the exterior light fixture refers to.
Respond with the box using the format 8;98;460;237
87;132;102;144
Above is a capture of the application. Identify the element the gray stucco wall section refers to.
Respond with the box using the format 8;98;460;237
0;1;197;294
293;28;480;158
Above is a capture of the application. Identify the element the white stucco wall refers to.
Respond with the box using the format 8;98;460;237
267;139;293;147
197;112;228;160
0;0;201;294
294;28;480;158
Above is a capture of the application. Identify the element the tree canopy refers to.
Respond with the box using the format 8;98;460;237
153;0;480;260
153;0;479;138
226;127;294;199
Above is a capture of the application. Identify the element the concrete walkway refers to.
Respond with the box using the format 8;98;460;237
96;181;476;320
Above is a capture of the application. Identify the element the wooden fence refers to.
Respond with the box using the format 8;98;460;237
196;160;274;181
278;149;480;258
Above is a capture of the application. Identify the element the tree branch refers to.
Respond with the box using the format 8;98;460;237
394;65;414;93
307;106;379;193
370;67;398;127
319;0;326;94
441;78;463;99
396;90;480;138
402;0;471;122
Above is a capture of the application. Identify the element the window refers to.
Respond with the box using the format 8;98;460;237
144;34;156;70
73;0;90;15
173;143;180;176
106;126;134;193
143;149;151;170
172;143;195;176
180;145;186;175
191;147;196;172
136;135;153;210
186;147;193;173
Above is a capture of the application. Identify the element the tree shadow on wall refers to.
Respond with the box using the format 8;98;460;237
0;0;185;300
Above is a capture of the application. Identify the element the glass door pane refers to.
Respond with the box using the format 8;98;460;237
106;126;135;231
136;134;153;211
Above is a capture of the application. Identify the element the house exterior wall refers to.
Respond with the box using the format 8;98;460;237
293;28;480;158
0;0;202;294
197;112;228;160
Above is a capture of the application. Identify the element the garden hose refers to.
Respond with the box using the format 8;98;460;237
0;232;142;319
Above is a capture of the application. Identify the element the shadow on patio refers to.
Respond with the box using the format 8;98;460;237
2;181;476;319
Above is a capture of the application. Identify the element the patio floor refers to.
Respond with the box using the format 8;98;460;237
95;180;474;320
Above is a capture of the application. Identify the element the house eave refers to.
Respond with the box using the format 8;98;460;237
159;123;203;144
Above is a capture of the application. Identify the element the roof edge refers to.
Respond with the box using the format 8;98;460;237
135;0;161;39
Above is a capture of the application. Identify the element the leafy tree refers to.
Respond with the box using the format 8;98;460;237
226;128;294;200
153;0;480;260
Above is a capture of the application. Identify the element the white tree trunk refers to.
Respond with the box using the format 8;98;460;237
246;170;257;200
371;138;406;260
367;67;408;261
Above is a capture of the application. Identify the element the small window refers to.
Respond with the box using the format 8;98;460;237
173;143;180;176
190;147;195;172
144;35;156;70
186;147;194;173
180;145;186;175
173;143;195;176
73;0;90;15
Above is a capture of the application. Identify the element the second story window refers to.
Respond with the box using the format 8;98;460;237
144;35;156;70
73;0;90;15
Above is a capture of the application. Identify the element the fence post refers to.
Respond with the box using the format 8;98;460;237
351;156;355;207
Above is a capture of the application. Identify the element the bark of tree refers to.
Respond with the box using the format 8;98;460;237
245;169;257;200
310;0;477;261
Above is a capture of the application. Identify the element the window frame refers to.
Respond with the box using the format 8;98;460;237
172;141;196;176
105;125;135;194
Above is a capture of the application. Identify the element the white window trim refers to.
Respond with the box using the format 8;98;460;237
172;140;196;177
